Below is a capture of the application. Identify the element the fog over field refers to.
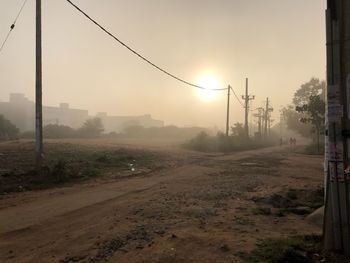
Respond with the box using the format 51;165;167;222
0;0;326;127
2;0;350;262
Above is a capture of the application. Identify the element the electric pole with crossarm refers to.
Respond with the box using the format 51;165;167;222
242;78;255;138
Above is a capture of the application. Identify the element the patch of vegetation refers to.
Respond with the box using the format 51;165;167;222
21;117;105;139
286;188;298;200
51;159;69;182
0;142;160;194
277;207;312;216
81;166;101;178
252;207;272;215
275;210;286;217
238;234;322;263
234;216;254;226
184;131;278;153
122;125;210;140
294;188;324;209
258;188;324;217
299;143;325;155
0;114;19;140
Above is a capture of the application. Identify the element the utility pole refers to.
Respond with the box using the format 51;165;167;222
253;113;260;138
264;98;269;139
253;107;264;139
242;78;255;137
35;0;43;169
279;112;283;139
324;0;350;257
258;108;264;139
263;98;273;139
226;85;231;136
268;118;274;136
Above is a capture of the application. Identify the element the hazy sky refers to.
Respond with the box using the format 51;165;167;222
0;0;326;128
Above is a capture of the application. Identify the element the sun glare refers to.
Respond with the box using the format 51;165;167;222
196;74;220;102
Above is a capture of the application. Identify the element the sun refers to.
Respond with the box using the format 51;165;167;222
196;74;220;102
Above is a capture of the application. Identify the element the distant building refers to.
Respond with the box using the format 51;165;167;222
0;93;34;131
43;103;89;129
96;112;164;132
0;94;89;131
0;93;164;132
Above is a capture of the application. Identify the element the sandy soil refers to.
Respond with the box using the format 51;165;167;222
0;141;323;263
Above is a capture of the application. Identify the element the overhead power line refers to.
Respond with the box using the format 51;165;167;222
65;0;228;91
0;0;29;54
230;86;244;107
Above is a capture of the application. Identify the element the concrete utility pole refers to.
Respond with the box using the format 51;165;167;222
242;78;255;137
226;85;231;136
324;0;350;257
35;0;43;169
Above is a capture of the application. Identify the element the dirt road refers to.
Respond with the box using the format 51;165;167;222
0;145;323;262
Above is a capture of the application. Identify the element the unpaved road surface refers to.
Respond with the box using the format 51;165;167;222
0;144;323;262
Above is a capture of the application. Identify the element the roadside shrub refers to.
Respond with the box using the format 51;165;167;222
20;130;35;139
302;143;325;155
239;234;322;263
252;207;272;215
122;125;210;140
51;159;70;182
185;131;216;152
77;117;104;138
0;114;19;139
44;124;76;138
185;132;274;153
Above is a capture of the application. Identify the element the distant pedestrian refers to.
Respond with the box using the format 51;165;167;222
280;138;283;147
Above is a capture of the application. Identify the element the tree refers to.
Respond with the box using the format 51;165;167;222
230;122;245;137
296;95;325;152
78;117;104;138
283;78;325;139
293;78;325;107
281;105;312;138
0;115;19;139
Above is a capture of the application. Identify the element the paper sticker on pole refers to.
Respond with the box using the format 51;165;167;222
328;104;343;122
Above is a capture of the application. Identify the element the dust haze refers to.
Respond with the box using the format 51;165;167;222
1;0;341;262
0;0;326;127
